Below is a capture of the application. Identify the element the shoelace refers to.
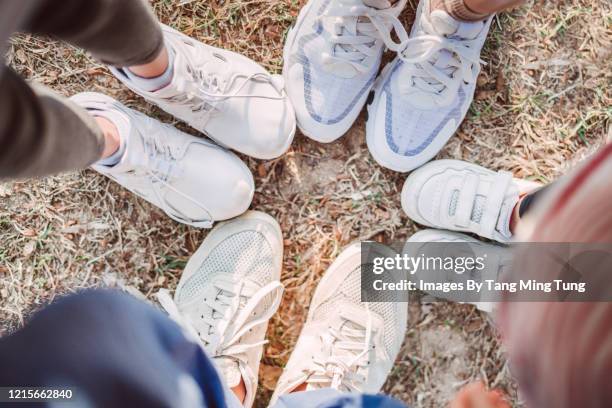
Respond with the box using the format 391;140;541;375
164;34;286;125
301;308;374;392
137;131;215;228
397;21;484;96
157;275;283;363
398;35;483;94
319;0;409;74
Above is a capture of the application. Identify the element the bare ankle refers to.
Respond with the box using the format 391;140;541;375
231;379;247;404
291;383;308;393
510;196;525;234
128;46;170;78
431;0;490;22
95;116;121;159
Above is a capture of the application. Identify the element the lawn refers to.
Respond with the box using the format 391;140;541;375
1;0;610;406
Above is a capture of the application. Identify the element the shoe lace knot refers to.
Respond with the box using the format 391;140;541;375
157;275;283;364
303;307;376;392
135;129;214;228
164;37;287;127
396;14;486;99
318;0;409;75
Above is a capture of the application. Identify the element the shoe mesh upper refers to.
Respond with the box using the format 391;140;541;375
289;0;380;124
177;231;275;305
381;63;467;157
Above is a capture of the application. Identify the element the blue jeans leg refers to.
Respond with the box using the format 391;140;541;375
0;289;239;408
273;389;408;408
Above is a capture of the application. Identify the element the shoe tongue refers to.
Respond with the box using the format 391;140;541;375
90;109;150;174
154;47;227;99
429;9;483;39
216;357;242;388
323;0;398;77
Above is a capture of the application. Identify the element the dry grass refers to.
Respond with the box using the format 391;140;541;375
1;0;610;407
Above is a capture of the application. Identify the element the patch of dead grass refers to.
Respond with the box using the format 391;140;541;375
1;1;610;407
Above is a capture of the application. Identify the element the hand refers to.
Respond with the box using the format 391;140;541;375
450;382;510;408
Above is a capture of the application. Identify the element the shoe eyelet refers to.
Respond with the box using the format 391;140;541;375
212;52;227;63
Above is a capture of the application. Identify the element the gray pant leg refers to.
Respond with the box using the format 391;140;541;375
0;0;164;180
0;68;105;179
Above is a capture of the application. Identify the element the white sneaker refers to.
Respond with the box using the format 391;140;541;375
111;25;295;160
72;92;254;228
405;229;512;313
367;0;493;171
157;211;284;408
283;0;408;142
401;160;541;242
270;243;407;405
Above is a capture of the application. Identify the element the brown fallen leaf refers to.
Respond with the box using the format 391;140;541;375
259;364;283;391
258;163;267;178
496;70;506;92
22;228;37;237
475;90;496;100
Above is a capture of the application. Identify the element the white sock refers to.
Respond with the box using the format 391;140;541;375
124;43;175;92
93;109;130;167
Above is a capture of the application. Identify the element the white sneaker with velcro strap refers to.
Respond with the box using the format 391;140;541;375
401;160;540;243
270;242;408;405
72;92;254;228
405;229;512;313
156;211;284;408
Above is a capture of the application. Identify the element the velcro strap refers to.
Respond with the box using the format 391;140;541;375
454;173;479;228
478;171;513;239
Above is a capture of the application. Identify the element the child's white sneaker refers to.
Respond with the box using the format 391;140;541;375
157;211;284;408
283;0;408;142
270;243;407;404
405;229;512;313
401;160;541;242
367;0;493;171
72;92;254;228
111;25;295;160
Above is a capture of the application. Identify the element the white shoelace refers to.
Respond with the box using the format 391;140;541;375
398;34;483;95
157;275;283;364
301;308;374;392
319;0;409;74
164;35;286;125
136;133;215;228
